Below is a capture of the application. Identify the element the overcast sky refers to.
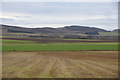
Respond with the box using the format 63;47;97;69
0;2;118;30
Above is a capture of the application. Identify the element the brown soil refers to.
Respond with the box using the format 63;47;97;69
2;51;118;78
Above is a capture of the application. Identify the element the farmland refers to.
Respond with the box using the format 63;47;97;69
1;3;119;78
2;38;119;78
2;39;119;51
3;51;118;78
99;32;119;36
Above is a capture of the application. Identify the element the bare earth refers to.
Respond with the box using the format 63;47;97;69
2;51;118;78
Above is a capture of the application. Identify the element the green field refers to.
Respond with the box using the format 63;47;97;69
2;39;119;51
99;32;118;36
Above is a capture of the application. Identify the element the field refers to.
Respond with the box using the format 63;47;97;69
2;38;119;78
99;32;118;36
2;38;119;51
3;51;118;78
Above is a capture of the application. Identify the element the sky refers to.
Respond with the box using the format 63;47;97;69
0;2;118;30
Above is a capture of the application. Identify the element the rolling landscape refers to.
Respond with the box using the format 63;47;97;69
1;24;119;78
1;2;119;79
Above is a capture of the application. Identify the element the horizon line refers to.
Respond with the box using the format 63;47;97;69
1;24;118;31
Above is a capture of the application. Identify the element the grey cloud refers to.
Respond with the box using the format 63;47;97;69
0;18;15;22
1;2;118;30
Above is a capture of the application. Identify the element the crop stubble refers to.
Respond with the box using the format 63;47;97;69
2;51;118;78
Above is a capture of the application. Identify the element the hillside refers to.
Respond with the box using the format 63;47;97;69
62;25;107;33
1;24;119;40
112;29;120;33
1;24;108;34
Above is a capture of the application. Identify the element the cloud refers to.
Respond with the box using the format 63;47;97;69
1;2;118;30
0;18;15;23
2;2;117;15
1;13;117;24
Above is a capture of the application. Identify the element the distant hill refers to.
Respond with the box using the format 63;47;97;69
1;24;34;33
63;25;107;32
1;24;108;34
61;25;107;34
1;24;119;40
112;29;120;33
